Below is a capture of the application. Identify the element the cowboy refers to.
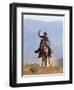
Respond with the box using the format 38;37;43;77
35;31;51;58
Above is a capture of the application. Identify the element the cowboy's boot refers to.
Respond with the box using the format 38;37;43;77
34;49;39;53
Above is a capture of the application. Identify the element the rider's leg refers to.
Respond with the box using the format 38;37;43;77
38;48;41;58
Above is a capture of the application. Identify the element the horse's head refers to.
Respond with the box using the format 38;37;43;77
40;41;48;53
40;41;45;49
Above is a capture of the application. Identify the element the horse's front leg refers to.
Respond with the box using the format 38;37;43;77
45;59;47;66
44;56;47;67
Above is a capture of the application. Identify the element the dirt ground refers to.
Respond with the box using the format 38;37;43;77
23;63;63;75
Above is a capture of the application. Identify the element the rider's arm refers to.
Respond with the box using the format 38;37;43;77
38;31;41;37
38;31;44;40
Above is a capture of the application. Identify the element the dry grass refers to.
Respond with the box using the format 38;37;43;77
23;63;63;75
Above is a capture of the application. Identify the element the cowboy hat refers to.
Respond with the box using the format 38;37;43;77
44;32;47;35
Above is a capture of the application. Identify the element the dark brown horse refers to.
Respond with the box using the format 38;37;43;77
35;40;52;67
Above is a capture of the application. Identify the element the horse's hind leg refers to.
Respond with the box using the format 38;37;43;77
45;58;47;66
41;59;43;67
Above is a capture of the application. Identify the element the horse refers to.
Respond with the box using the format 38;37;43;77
35;40;52;67
40;41;51;67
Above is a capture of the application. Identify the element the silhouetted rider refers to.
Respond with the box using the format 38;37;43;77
35;31;51;58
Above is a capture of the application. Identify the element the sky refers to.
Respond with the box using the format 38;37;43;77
23;15;64;64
